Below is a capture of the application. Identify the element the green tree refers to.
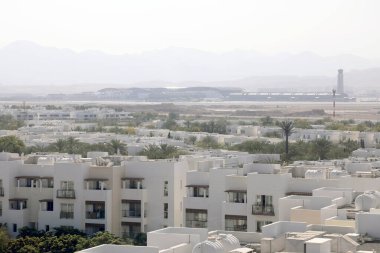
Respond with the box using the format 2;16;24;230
0;227;10;253
185;135;197;145
279;120;295;161
312;138;332;160
260;116;274;126
0;135;25;154
53;139;66;153
108;139;127;155
197;136;220;149
65;137;81;154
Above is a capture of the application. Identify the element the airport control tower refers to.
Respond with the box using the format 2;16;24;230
337;69;344;94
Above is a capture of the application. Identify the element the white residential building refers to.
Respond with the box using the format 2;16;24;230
0;152;187;237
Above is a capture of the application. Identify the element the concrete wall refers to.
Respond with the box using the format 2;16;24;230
356;212;380;239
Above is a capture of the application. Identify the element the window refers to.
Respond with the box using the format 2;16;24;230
252;195;274;216
41;201;54;211
164;203;168;219
45;225;50;232
188;186;209;197
121;200;141;218
256;221;272;232
60;203;74;219
227;191;246;203
41;178;54;188
225;215;247;231
13;224;17;233
186;209;207;228
61;181;74;190
86;201;105;219
0;201;2;216
164;181;168;196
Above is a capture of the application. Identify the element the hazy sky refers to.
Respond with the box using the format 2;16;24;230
0;0;379;57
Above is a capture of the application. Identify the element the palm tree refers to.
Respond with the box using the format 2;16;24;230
312;138;332;160
108;139;127;155
65;137;80;154
160;144;178;157
141;144;162;159
279;120;295;160
0;135;25;154
53;138;66;153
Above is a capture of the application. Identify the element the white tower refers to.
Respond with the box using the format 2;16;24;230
337;69;344;94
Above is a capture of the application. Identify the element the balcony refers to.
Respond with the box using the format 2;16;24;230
56;189;76;199
86;201;105;220
86;210;105;219
121;178;144;189
186;185;209;198
122;209;141;218
60;211;74;219
9;199;27;210
84;178;108;190
252;204;275;216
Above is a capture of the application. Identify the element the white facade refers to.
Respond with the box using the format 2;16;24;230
0;152;187;238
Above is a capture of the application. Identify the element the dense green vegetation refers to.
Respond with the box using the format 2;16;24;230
0;136;127;157
138;144;187;159
230;139;359;162
0;226;145;253
326;120;380;132
196;136;223;149
0;136;25;154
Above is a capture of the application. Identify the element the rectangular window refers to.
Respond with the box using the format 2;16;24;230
13;224;17;233
252;195;274;216
121;200;141;218
61;181;74;189
164;181;168;196
60;203;74;219
41;201;54;211
186;209;207;228
45;225;50;232
164;203;168;219
225;215;247;232
256;221;272;232
227;191;246;203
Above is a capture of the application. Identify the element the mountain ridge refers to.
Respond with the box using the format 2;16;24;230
0;40;379;93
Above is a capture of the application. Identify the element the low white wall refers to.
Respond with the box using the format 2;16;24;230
262;221;307;238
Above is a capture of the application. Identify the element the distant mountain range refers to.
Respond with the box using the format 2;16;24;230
0;41;379;94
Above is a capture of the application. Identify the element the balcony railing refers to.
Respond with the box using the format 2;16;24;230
186;220;207;228
56;189;75;199
122;209;141;218
60;211;74;219
0;187;3;197
86;210;105;219
252;204;275;216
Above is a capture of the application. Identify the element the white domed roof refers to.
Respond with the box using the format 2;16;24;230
192;234;240;253
355;191;380;211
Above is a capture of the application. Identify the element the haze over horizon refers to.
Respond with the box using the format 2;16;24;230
1;0;380;93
